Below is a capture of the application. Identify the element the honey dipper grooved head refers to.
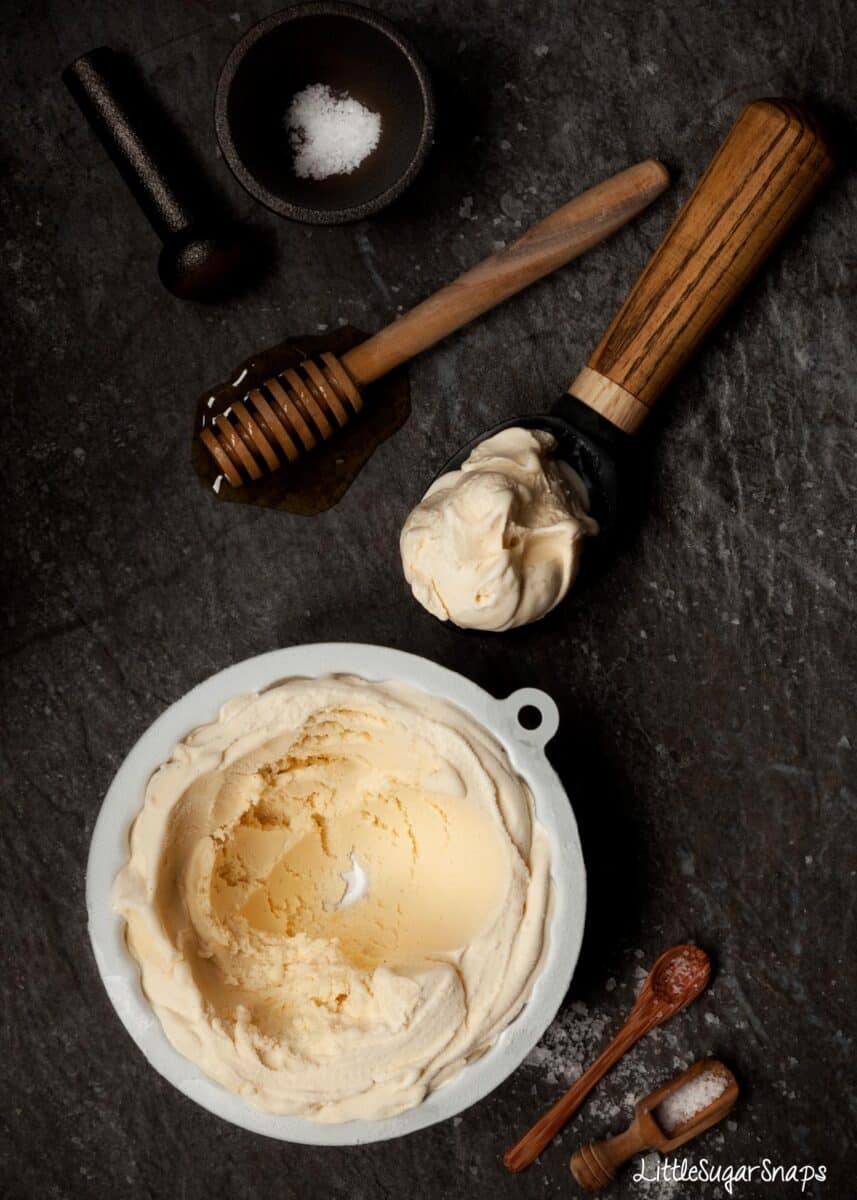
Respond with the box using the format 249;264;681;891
200;352;363;487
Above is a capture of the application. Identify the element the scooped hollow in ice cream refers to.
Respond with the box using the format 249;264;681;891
400;427;598;632
113;675;551;1123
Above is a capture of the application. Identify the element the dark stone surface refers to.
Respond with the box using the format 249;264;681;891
2;1;855;1197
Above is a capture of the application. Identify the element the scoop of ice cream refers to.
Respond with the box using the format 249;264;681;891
400;427;598;632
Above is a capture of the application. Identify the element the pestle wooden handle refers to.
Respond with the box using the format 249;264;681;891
568;100;834;434
341;160;669;388
570;1125;649;1192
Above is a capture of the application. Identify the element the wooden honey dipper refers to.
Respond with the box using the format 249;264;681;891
200;161;669;486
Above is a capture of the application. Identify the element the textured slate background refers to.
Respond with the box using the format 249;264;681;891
2;1;855;1197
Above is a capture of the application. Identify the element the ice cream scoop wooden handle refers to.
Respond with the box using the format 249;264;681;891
569;100;834;434
201;161;669;486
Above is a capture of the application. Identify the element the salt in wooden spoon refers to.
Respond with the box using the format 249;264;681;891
570;1057;739;1192
503;944;711;1173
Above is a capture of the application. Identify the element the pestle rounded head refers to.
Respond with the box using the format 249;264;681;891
158;225;246;301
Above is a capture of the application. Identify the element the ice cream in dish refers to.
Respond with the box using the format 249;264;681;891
114;675;551;1122
400;427;597;632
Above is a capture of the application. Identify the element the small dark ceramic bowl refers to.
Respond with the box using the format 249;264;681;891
215;2;434;223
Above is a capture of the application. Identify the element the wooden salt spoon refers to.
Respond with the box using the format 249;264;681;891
570;1058;739;1192
503;944;711;1173
199;160;669;485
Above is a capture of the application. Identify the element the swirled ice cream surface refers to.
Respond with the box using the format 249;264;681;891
114;674;551;1122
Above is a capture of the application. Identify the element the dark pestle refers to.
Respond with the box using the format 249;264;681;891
63;47;246;301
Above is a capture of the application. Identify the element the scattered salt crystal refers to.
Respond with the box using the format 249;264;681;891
212;475;223;494
286;84;381;180
500;192;524;220
655;1069;729;1134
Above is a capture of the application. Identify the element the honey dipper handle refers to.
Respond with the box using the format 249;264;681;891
569;100;834;433
340;160;669;388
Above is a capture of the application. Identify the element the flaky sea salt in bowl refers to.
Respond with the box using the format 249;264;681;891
215;2;435;223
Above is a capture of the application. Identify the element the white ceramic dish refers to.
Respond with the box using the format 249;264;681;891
87;643;586;1145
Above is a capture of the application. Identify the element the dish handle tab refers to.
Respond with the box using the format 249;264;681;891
497;688;560;751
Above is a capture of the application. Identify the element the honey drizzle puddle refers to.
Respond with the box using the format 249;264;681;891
192;326;411;514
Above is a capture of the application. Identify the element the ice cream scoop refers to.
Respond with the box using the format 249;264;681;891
432;100;833;573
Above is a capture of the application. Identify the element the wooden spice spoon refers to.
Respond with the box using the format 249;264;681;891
503;944;711;1173
199;160;669;485
570;1058;739;1192
435;99;834;548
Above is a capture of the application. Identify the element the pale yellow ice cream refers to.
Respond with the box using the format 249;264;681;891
401;427;598;632
114;675;551;1122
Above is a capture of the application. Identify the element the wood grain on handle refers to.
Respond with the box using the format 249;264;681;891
503;1009;660;1173
569;100;834;433
341;160;669;388
570;1125;649;1192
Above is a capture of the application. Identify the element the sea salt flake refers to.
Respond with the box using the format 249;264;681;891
655;1069;728;1134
